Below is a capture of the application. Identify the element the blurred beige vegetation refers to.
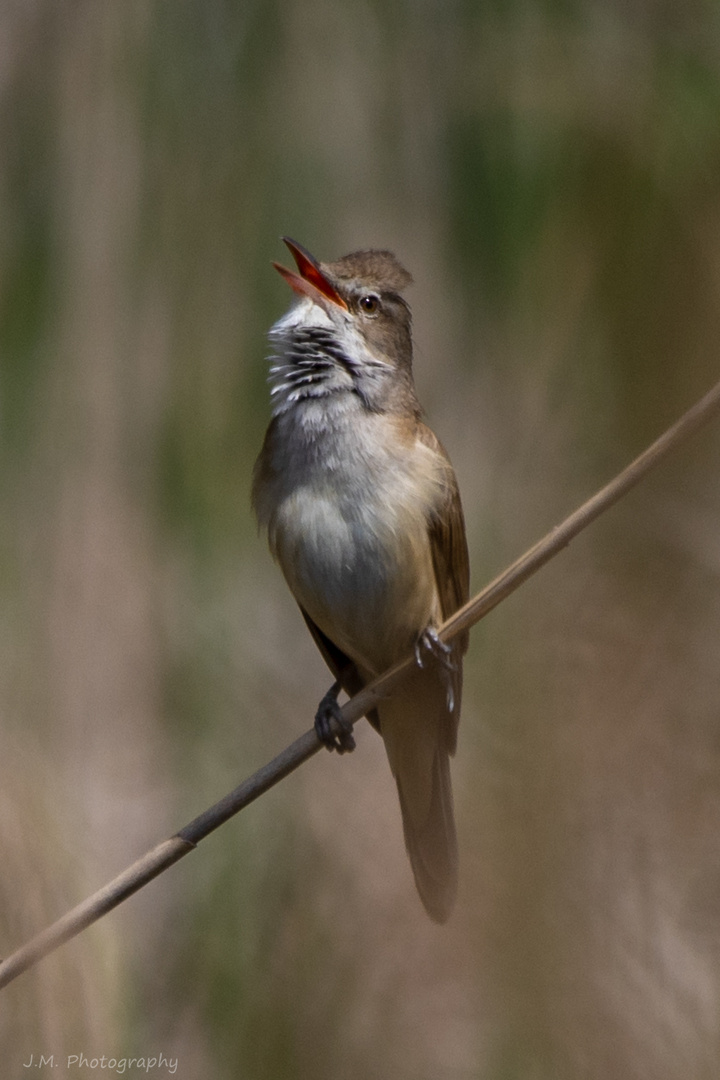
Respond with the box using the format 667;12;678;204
1;1;720;1078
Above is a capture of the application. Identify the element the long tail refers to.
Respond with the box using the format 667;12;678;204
379;669;458;923
397;745;458;922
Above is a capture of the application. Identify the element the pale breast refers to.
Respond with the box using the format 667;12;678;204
266;413;448;674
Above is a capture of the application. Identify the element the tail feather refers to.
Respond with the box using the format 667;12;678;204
379;669;459;923
397;747;458;923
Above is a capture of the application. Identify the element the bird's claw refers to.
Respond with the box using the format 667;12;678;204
315;688;356;754
415;628;457;714
415;628;455;671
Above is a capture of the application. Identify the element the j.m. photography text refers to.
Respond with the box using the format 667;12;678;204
22;1053;178;1075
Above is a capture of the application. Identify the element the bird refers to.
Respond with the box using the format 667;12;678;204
252;238;469;922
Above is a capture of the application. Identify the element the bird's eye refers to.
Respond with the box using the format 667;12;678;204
359;293;380;315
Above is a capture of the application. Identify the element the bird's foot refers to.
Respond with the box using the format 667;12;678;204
414;628;457;713
315;684;356;754
415;627;455;670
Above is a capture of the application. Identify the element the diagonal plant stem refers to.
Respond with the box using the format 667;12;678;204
2;376;720;990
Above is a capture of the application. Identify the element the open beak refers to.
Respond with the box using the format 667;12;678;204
273;237;349;311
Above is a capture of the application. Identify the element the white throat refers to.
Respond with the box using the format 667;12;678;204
267;298;391;418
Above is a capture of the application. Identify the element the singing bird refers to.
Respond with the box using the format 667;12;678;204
252;239;469;922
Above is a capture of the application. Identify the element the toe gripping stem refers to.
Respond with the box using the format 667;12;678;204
414;627;457;714
314;681;356;754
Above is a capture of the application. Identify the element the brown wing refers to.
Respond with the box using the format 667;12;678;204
299;606;382;733
417;422;470;751
416;423;470;633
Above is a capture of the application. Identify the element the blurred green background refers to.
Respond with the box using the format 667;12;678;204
2;1;720;1077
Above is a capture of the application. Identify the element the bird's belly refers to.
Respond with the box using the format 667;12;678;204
272;486;437;675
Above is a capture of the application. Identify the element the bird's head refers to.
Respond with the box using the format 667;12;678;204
269;238;418;416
